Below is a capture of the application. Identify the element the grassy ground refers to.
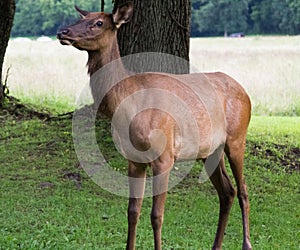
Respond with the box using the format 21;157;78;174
1;35;299;249
4;36;300;116
0;102;299;249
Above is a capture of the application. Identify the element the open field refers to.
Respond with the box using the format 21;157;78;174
190;36;300;115
1;36;299;249
0;110;299;249
3;36;300;115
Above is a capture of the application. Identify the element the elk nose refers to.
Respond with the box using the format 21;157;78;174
57;29;69;38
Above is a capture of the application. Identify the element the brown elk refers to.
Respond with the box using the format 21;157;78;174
57;3;252;250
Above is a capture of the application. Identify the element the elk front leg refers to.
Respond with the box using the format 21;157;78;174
151;156;173;250
126;161;146;250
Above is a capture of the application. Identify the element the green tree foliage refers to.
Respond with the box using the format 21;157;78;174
12;0;113;36
11;0;300;37
192;0;248;36
248;0;300;34
192;0;300;36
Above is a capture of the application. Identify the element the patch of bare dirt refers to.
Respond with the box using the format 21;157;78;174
251;144;299;173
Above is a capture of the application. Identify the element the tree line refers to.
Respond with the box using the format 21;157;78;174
10;0;300;37
12;0;113;37
191;0;300;36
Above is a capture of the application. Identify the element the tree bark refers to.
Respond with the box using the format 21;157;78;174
114;0;191;74
0;0;16;104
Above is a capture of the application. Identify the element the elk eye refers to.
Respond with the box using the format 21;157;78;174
96;21;103;27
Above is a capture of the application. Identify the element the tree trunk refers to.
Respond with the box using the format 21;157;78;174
114;0;191;74
0;0;16;105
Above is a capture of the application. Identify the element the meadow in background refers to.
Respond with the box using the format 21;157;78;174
4;36;300;116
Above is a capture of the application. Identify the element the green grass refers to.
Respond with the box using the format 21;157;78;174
17;95;76;115
1;35;299;249
0;110;299;249
249;116;300;146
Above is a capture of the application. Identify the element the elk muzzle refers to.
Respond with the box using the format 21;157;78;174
57;29;74;45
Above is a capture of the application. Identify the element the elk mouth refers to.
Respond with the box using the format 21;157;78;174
58;38;75;46
56;31;76;46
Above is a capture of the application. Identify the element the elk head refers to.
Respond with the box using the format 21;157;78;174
57;3;133;52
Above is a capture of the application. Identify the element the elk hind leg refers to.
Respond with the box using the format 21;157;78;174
206;154;236;250
225;140;252;250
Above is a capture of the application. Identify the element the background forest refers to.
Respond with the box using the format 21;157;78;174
12;0;300;37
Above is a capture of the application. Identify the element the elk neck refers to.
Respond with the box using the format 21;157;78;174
87;35;131;119
87;38;125;75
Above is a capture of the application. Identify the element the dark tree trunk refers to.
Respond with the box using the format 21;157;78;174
101;0;105;12
114;0;191;74
0;0;16;105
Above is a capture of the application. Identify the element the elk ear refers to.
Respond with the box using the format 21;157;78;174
112;2;133;28
75;5;89;19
